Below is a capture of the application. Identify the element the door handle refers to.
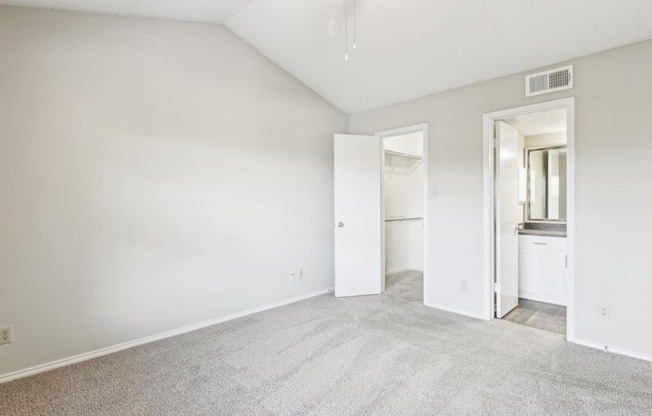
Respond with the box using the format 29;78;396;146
336;222;345;228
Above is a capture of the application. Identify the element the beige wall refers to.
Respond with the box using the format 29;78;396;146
525;132;566;148
0;6;346;376
350;39;652;357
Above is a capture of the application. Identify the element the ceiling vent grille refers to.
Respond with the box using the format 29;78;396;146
525;65;573;97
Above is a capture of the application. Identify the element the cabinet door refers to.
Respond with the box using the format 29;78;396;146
518;235;567;306
518;252;566;305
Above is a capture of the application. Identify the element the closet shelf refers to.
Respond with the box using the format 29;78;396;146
384;150;423;160
385;217;424;222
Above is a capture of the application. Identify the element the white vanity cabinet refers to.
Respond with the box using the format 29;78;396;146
518;235;567;306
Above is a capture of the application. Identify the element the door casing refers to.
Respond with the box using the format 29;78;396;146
375;124;429;302
482;98;575;340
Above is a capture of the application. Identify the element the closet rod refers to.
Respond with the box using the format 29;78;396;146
384;150;423;160
385;217;424;222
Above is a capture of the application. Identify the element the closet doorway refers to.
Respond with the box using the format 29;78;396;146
333;124;428;302
378;125;428;300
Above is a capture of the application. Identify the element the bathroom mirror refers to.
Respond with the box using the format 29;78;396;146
527;145;567;221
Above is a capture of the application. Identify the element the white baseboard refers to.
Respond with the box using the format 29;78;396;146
572;338;652;363
385;267;424;276
519;290;566;306
424;301;489;321
385;266;409;276
0;287;333;384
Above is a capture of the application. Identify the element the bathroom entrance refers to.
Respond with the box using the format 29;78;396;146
483;98;575;338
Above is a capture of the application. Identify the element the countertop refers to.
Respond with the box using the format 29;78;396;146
518;229;567;238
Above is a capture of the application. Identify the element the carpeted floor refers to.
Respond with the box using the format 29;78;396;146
2;270;652;415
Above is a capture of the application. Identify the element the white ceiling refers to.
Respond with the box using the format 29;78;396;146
504;109;566;136
3;0;652;114
0;0;255;23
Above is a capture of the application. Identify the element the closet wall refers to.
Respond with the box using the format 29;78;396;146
384;133;424;274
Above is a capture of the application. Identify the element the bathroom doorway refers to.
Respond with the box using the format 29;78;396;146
483;98;575;339
377;125;428;301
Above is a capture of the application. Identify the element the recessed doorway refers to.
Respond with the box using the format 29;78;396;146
333;124;428;304
483;98;575;339
378;126;427;298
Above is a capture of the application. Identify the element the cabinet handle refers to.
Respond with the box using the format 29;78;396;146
533;242;548;245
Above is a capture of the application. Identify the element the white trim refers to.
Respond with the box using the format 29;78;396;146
386;267;424;276
573;338;652;363
482;98;576;340
518;290;566;306
385;266;409;276
424;302;489;321
0;288;333;384
375;123;429;305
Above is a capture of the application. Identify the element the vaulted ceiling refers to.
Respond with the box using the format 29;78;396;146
3;0;652;114
0;0;256;23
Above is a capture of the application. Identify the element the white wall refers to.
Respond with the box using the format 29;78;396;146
525;132;567;148
0;6;347;376
384;132;424;157
350;39;652;357
384;151;411;273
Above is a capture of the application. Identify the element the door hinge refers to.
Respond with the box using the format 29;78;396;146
565;255;568;268
493;136;498;148
494;282;500;292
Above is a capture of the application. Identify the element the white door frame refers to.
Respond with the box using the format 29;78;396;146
482;98;575;341
375;123;429;302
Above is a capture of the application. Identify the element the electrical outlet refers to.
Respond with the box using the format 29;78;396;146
461;280;469;292
599;305;610;320
288;270;295;280
298;268;304;279
0;326;12;345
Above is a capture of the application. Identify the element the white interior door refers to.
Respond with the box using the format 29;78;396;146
334;134;382;297
495;121;520;317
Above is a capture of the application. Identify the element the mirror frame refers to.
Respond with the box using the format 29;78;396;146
526;144;567;222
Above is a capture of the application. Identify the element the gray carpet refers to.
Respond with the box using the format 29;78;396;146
2;270;652;415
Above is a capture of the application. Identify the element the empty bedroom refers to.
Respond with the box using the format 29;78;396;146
1;1;652;415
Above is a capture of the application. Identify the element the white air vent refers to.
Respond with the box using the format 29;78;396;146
525;65;573;97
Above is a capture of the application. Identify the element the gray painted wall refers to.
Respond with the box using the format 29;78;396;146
0;6;347;375
350;39;652;358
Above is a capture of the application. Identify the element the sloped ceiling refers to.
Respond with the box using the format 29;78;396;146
3;0;652;113
0;0;255;23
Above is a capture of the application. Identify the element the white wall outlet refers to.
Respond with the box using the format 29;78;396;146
0;326;12;345
298;268;304;279
288;270;295;280
599;305;610;320
461;280;469;292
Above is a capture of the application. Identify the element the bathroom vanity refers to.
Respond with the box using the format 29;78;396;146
516;142;569;306
518;224;567;306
